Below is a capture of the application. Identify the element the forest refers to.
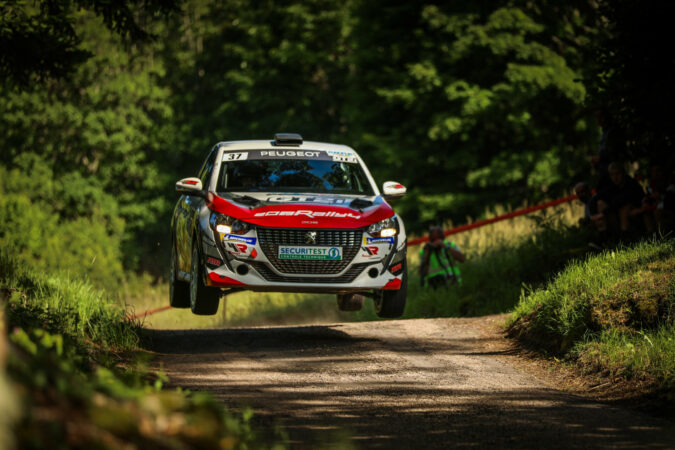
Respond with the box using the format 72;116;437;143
2;2;674;447
0;0;672;290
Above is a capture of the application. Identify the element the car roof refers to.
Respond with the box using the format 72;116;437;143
217;140;357;154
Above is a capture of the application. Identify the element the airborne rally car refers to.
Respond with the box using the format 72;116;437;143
170;134;408;318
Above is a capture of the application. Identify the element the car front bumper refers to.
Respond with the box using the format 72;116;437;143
202;227;406;294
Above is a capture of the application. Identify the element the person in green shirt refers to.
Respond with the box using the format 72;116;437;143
419;226;466;289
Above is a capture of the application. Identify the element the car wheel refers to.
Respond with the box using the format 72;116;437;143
374;260;407;318
169;241;191;308
337;293;364;311
189;241;221;315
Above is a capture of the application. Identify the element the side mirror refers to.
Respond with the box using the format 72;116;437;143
382;181;406;201
176;177;206;197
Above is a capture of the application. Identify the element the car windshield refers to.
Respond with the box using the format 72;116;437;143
217;158;374;195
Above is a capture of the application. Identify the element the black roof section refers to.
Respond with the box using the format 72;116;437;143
273;133;303;146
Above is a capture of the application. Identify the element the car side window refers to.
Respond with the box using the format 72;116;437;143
197;147;218;188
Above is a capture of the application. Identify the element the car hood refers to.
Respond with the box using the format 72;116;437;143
206;192;394;229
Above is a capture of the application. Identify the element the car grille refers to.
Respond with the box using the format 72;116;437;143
256;228;362;274
250;262;370;283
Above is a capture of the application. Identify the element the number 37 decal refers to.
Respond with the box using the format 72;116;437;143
222;152;248;161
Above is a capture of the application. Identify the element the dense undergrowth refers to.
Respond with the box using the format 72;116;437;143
0;252;284;449
508;239;674;395
367;204;592;320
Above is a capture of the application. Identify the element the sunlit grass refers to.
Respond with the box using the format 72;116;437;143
509;239;674;388
1;252;138;349
0;261;284;449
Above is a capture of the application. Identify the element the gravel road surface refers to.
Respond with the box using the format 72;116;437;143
147;316;674;449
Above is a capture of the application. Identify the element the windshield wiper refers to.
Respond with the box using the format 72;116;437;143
350;198;373;211
229;194;262;207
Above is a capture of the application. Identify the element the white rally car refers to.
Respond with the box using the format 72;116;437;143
170;134;408;318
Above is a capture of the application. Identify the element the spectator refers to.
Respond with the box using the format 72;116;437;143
419;226;465;290
591;109;626;192
644;162;675;233
574;182;605;229
597;162;646;239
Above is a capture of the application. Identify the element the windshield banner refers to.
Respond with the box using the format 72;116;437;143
245;150;332;160
223;150;358;163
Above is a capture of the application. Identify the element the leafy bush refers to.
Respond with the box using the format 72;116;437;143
8;327;281;450
0;162;126;292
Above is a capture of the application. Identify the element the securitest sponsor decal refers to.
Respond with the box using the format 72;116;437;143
278;246;342;260
222;234;257;245
254;210;361;219
365;236;394;244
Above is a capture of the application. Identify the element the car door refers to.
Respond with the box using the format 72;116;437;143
183;147;218;272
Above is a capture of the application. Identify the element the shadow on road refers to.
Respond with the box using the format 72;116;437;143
144;324;376;353
144;323;675;449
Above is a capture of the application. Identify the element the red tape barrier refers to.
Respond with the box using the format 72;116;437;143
128;305;172;321
406;193;579;246
131;193;580;319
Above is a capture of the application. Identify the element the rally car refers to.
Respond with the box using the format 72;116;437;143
170;133;408;318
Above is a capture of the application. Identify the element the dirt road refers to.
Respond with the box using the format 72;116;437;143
147;316;674;449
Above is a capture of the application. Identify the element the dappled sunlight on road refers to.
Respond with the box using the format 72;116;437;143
146;318;675;449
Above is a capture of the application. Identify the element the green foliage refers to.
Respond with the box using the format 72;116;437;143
0;9;175;277
0;0;180;84
8;327;282;449
0;254;286;448
508;239;674;389
0;250;137;349
347;0;599;226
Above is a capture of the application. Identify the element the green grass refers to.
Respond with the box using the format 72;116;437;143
0;252;288;448
508;239;674;390
0;251;139;350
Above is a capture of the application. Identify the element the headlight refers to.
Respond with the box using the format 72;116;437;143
209;212;252;238
367;216;398;238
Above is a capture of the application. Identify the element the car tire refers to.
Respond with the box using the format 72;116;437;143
374;260;407;318
189;240;221;315
169;241;190;308
337;293;365;311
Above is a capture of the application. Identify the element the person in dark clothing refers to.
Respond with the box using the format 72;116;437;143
644;162;675;233
591;110;626;192
597;162;646;237
574;182;603;228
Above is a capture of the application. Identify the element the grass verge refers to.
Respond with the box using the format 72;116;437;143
0;252;286;449
508;239;674;398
